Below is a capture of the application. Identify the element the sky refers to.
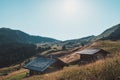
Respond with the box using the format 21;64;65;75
0;0;120;41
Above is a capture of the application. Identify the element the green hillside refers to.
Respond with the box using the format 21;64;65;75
95;24;120;40
0;28;59;44
0;28;59;68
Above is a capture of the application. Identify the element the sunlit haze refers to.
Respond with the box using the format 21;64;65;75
0;0;120;40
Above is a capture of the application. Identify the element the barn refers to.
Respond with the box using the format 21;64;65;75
24;57;67;76
75;48;109;64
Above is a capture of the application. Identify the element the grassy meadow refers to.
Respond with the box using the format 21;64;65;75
1;40;120;80
23;40;120;80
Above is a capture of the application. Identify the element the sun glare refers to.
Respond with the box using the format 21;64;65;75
63;0;83;15
62;0;78;15
61;0;91;17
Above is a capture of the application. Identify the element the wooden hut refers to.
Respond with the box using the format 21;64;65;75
75;48;109;64
24;57;67;75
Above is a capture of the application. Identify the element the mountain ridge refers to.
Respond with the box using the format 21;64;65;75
94;24;120;41
0;27;59;44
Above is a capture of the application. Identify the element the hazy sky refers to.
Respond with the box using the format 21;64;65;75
0;0;120;40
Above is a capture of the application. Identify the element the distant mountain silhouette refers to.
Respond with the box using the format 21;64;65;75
95;24;120;40
0;28;59;44
57;35;95;49
63;35;95;45
59;23;120;49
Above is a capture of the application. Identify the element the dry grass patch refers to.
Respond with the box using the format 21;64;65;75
6;40;120;80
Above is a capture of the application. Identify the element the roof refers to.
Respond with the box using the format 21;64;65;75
75;49;101;55
24;57;56;72
58;53;80;64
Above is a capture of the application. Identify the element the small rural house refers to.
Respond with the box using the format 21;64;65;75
75;48;109;64
57;48;109;65
24;57;67;75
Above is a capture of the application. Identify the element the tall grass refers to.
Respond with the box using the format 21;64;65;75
23;55;120;80
23;41;120;80
56;56;120;80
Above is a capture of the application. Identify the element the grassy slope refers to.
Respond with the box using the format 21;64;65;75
0;68;28;80
23;40;120;80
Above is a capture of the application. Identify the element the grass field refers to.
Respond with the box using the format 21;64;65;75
1;40;120;80
0;68;28;80
7;72;26;80
23;40;120;80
